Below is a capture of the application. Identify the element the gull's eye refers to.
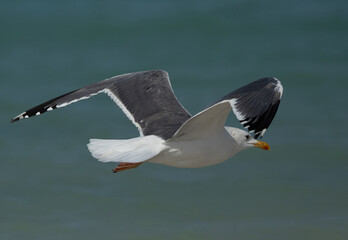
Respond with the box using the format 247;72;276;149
245;135;251;141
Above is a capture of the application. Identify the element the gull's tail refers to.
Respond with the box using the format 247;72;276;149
87;135;166;163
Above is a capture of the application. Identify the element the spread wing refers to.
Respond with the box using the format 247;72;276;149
11;70;192;140
170;77;283;141
216;77;283;138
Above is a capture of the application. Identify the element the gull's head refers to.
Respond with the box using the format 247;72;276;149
226;127;270;151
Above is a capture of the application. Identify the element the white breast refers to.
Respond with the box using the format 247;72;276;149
149;128;242;168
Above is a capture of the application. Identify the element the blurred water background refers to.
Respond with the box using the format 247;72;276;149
1;0;347;239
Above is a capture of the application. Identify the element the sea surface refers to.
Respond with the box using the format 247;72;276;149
1;0;347;239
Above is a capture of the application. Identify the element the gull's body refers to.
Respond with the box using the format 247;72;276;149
11;70;282;172
149;127;243;168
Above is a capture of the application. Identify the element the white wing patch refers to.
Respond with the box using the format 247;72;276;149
56;92;102;108
103;89;144;136
229;99;246;122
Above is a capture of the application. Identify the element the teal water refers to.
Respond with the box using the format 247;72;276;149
1;0;348;239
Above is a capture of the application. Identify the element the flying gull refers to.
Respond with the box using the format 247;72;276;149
11;70;283;173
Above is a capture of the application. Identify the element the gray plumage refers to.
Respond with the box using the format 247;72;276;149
11;70;283;140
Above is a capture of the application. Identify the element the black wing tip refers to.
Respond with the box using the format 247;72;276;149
10;118;18;123
10;103;59;124
10;117;22;123
231;77;283;138
240;121;265;139
11;112;26;123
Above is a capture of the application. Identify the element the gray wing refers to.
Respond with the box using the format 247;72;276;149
11;70;192;140
215;77;283;139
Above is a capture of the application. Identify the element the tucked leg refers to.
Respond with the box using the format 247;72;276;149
112;162;143;173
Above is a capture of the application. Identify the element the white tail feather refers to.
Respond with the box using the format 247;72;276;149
87;135;166;163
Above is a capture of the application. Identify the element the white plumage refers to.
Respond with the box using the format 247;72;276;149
87;101;270;169
87;136;166;163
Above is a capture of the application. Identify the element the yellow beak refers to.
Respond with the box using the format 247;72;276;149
253;140;270;151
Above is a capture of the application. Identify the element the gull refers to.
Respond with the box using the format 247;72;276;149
11;70;283;173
